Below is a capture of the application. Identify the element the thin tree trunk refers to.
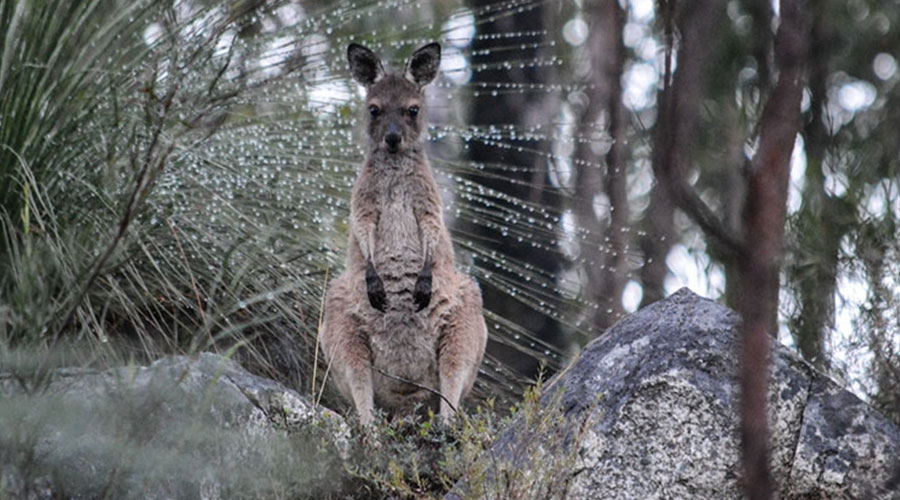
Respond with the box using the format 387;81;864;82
573;0;629;332
745;0;774;89
647;1;806;496
641;0;730;308
789;4;849;369
639;185;674;307
738;1;806;497
462;0;566;374
719;104;748;311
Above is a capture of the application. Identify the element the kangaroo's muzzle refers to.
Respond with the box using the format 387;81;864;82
385;122;402;152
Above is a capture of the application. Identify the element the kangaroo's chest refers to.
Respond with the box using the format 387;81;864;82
374;175;422;267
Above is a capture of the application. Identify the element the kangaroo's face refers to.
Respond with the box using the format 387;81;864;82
348;43;441;155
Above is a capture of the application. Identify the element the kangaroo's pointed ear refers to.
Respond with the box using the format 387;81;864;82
348;43;385;86
404;42;441;88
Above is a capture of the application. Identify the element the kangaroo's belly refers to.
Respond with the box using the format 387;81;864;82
369;311;440;413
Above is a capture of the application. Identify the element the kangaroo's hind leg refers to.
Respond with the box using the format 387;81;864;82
437;275;488;421
320;275;375;425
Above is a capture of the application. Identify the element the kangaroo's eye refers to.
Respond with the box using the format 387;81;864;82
408;105;419;118
369;105;380;117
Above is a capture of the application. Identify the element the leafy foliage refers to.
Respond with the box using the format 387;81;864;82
0;0;577;412
342;376;583;500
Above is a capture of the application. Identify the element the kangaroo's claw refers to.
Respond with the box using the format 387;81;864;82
366;261;387;312
414;259;432;312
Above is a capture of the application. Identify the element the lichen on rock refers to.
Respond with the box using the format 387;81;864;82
449;288;900;500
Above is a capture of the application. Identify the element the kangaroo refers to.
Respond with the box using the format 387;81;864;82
319;42;487;425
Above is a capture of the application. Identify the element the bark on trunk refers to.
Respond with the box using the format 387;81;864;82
739;1;806;497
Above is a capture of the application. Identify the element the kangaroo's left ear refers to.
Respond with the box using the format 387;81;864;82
404;42;441;88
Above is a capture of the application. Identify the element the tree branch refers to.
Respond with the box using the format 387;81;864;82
654;0;744;257
371;366;458;417
669;181;744;254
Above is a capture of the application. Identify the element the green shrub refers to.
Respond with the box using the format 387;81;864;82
341;374;591;500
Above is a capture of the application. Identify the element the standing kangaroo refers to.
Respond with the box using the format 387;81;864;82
320;42;487;425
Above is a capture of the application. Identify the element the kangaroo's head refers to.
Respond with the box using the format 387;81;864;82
347;42;441;155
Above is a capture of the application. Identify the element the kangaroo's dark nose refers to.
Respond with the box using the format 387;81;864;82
385;122;402;152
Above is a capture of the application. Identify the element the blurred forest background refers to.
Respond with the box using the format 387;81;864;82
0;0;898;425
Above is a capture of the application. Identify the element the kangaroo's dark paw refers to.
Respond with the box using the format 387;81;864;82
413;268;432;312
366;261;387;312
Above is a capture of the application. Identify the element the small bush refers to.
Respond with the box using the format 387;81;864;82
340;375;590;500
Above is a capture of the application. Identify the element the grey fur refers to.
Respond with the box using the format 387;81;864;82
321;43;487;425
348;43;385;86
404;42;441;88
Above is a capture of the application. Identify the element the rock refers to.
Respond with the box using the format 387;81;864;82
448;288;900;500
0;353;348;499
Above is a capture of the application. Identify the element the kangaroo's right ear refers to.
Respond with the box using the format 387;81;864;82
348;43;385;86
